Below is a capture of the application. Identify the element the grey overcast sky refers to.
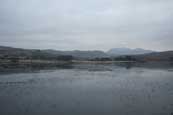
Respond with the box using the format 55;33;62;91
0;0;173;51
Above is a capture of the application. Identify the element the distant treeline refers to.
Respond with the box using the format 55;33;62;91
90;55;173;62
89;56;136;61
1;54;173;63
0;53;74;63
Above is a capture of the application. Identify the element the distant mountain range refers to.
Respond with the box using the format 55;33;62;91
107;48;155;56
0;46;173;61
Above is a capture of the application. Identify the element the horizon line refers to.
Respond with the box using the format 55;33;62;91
0;45;171;52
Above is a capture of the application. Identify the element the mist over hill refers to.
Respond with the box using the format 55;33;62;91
107;48;155;56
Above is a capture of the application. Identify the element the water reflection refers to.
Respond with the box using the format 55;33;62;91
0;62;173;115
0;62;173;74
0;63;74;74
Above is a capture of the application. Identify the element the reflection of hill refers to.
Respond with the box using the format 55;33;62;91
0;63;74;75
0;62;173;75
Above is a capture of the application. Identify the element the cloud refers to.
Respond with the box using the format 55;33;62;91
0;0;173;51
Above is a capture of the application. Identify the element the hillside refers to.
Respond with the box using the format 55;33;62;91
135;51;173;61
1;46;173;61
0;46;108;59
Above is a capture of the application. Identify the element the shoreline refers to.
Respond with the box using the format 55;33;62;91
0;59;172;65
0;59;138;65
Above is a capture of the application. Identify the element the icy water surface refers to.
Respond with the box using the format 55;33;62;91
0;63;173;115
